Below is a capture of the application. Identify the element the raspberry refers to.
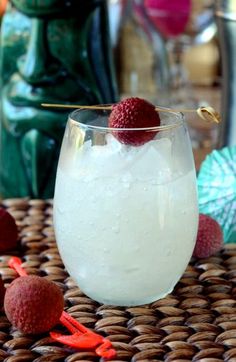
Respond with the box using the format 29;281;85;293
0;208;18;253
193;214;224;259
108;97;160;146
4;275;64;334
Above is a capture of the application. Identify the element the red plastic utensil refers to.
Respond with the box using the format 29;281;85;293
8;256;28;276
51;311;116;359
8;257;116;360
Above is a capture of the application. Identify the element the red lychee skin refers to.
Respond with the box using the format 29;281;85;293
0;278;5;308
108;97;161;146
4;275;64;334
0;208;18;253
193;214;224;259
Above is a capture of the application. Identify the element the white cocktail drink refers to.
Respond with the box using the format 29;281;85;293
54;109;198;306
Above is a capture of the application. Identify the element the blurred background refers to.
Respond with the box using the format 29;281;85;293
0;0;222;170
107;0;220;169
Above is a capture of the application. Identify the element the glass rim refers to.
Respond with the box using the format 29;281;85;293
68;106;185;132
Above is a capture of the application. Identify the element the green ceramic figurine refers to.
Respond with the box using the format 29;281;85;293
0;0;117;198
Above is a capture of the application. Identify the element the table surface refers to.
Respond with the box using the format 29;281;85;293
0;198;235;362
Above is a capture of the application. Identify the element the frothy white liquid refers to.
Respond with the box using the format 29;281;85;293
54;135;198;306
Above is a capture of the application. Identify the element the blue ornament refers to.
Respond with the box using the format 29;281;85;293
197;146;236;243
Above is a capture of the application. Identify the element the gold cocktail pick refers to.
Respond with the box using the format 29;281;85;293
41;103;221;124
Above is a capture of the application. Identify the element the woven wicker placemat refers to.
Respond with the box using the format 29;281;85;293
0;198;236;362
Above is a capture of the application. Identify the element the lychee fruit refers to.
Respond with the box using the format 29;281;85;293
108;97;160;146
0;208;18;253
0;277;5;308
4;275;64;334
193;214;224;258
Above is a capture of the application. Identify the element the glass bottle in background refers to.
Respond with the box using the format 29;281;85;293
108;0;126;49
215;0;236;147
114;0;171;105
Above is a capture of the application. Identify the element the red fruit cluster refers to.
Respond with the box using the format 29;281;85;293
108;97;160;146
0;208;18;253
193;214;224;259
4;275;64;334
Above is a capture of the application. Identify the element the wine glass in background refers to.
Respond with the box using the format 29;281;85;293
144;0;217;108
108;0;173;105
144;0;191;39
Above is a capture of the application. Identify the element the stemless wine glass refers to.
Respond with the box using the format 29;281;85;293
53;106;199;306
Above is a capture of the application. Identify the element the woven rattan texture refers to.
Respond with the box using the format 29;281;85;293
0;199;236;362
